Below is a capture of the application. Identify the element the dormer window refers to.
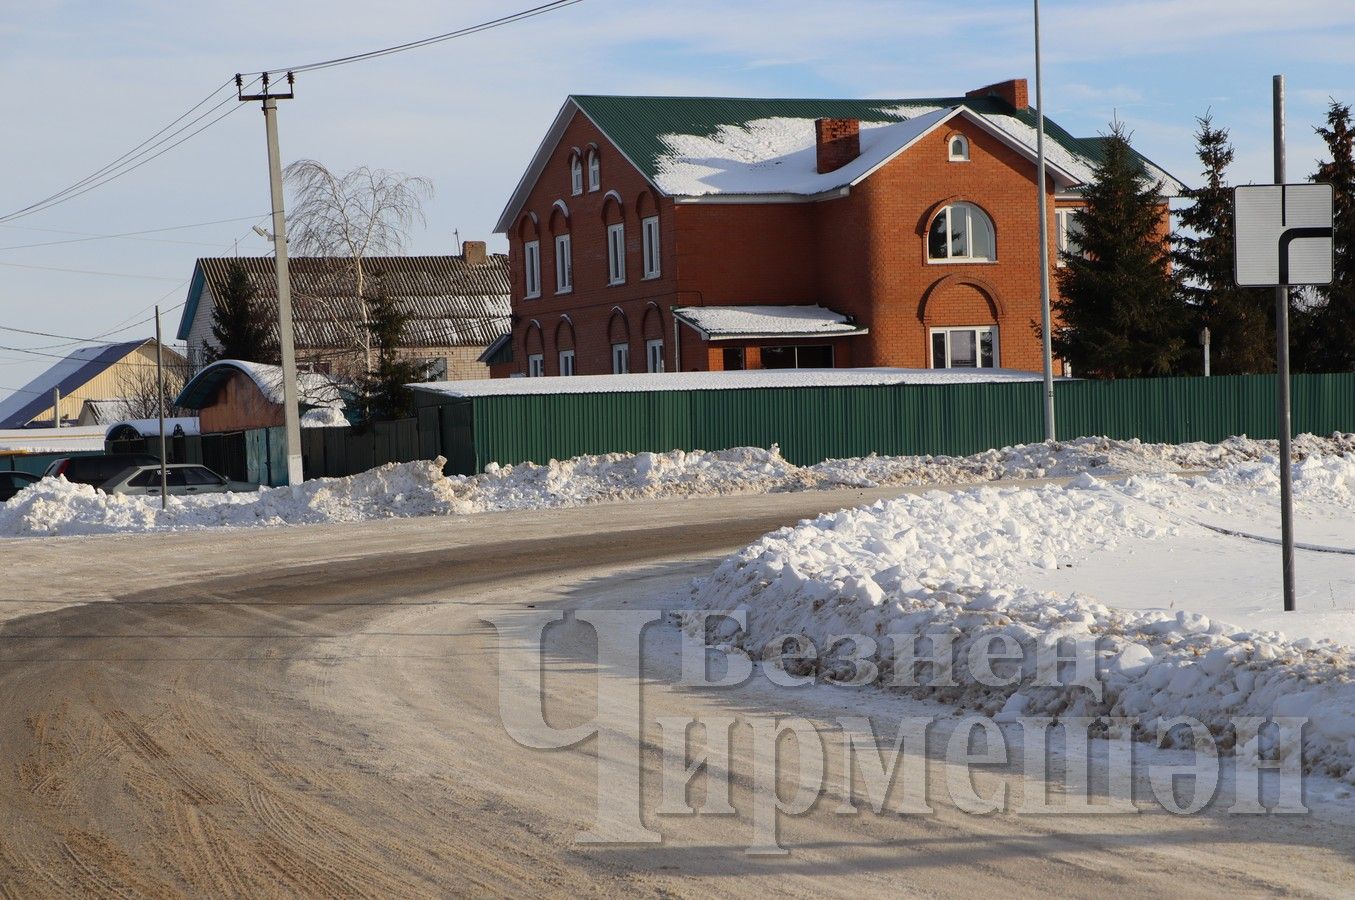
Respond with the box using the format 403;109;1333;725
587;150;600;191
948;134;970;162
570;156;583;196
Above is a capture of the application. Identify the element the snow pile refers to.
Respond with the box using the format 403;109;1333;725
0;459;462;537
690;471;1355;784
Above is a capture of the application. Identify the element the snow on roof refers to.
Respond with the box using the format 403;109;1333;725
176;359;349;411
0;339;151;429
655;107;957;197
673;305;866;339
411;367;1047;399
0;426;108;454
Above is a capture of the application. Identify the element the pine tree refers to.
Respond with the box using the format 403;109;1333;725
1172;114;1274;374
1295;99;1355;372
1053;122;1188;378
356;276;427;422
207;260;277;365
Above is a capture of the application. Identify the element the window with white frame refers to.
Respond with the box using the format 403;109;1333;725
611;342;629;374
646;338;664;373
930;326;998;369
641;216;660;279
554;233;572;293
927;202;995;262
523;240;541;298
570;156;583;196
606;223;626;285
587;150;600;191
1055;208;1084;266
948;134;970;161
527;353;544;377
558;349;575;376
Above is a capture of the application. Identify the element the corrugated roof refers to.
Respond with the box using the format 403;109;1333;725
496;94;1184;231
0;339;151;429
179;255;511;349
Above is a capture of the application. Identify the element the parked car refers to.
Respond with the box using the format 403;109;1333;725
0;470;39;502
102;463;255;497
44;453;161;488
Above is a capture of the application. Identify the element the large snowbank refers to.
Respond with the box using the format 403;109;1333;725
2;434;1353;538
689;454;1355;785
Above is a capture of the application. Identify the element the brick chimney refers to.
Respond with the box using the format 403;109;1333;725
966;78;1029;110
462;240;487;265
814;118;861;174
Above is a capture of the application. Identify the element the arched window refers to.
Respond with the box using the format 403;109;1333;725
928;202;995;262
569;155;583;196
587;149;600;191
948;134;970;162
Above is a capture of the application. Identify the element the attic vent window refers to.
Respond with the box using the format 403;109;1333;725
949;134;970;162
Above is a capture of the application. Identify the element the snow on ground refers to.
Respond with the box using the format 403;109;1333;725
688;450;1355;787
2;433;1354;539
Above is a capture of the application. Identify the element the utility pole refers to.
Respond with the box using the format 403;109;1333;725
52;388;60;428
155;306;168;510
1201;326;1211;377
1273;74;1297;612
238;72;304;486
1033;0;1056;442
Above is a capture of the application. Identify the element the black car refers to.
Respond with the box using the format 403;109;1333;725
0;471;39;502
43;453;161;488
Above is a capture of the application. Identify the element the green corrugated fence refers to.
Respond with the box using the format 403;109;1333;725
417;373;1355;474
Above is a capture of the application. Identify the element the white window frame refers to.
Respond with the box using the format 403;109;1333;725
587;150;600;191
948;134;970;161
611;342;629;374
554;233;572;294
558;349;575;376
570;156;583;196
527;353;544;377
646;338;664;373
1055;208;1084;267
523;240;541;299
641;216;661;279
929;325;999;369
606;222;626;285
927;202;995;263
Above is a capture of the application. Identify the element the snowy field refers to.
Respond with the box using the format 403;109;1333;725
689;449;1355;789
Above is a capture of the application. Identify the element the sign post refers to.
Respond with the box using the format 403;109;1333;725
1233;76;1335;612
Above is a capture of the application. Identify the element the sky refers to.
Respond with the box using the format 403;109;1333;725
1;0;1352;392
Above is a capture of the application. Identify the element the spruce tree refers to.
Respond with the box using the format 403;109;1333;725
1173;114;1274;374
1295;99;1355;372
356;277;427;422
1053;122;1187;378
207;260;278;365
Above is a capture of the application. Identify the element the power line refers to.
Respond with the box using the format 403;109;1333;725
0;214;269;252
252;0;584;75
0;261;182;281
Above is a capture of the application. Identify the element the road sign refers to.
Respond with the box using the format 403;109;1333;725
1234;183;1334;287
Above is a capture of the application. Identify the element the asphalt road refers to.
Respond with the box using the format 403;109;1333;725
1;484;1352;897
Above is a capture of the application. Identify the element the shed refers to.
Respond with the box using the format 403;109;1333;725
175;360;351;433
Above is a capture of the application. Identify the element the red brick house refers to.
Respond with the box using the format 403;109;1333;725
490;80;1182;376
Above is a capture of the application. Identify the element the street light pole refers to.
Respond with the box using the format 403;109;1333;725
1273;74;1296;612
1034;0;1057;442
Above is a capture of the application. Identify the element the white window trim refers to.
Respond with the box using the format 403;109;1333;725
646;338;664;373
927;202;996;263
554;233;572;294
527;353;544;377
523;240;541;299
611;342;629;374
587;151;600;192
558;349;575;376
641;216;661;279
570;157;583;196
606;222;626;285
948;134;970;162
1056;208;1084;267
929;325;999;369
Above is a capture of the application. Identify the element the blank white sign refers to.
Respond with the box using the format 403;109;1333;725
1234;184;1334;287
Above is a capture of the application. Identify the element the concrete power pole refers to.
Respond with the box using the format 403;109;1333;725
155;306;168;510
238;72;304;486
52;388;60;428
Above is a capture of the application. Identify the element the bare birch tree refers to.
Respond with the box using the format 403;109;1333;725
114;352;190;421
283;160;433;373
